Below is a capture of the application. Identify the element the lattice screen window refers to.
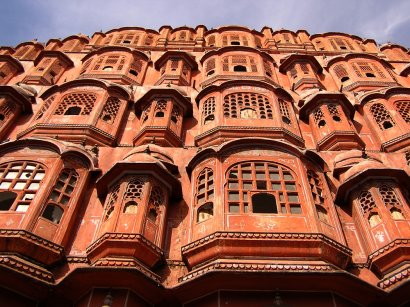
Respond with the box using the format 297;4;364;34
170;58;179;71
205;58;215;76
170;104;181;125
123;177;145;214
207;35;216;46
80;58;93;75
0;161;46;212
313;107;326;127
255;36;262;48
130;58;143;77
144;35;154;46
222;35;249;46
34;96;55;120
92;55;127;71
330;38;353;50
147;185;163;223
61;39;76;52
202;97;216;124
114;33;140;46
226;161;301;214
334;64;349;81
154;100;168;118
103;35;113;45
290;66;297;79
395;101;410;123
379;185;405;220
141;105;151;125
196;168;214;222
223;93;273;119
54;92;97;116
405;151;410;166
263;60;273;77
369;103;395;130
327;104;342;122
300;63;310;74
0;98;15;127
100;97;121;124
358;190;381;227
0;63;11;83
42;169;78;224
278;99;292;125
104;184;120;221
307;170;328;223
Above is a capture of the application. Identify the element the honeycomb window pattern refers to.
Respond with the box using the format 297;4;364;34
278;99;292;125
34;96;55;120
54;92;97;116
104;184;120;221
0;161;46;212
100;97;121;124
170;104;181;124
327;103;343;122
379;185;400;207
147;185;163;223
313;107;326;127
369;103;395;130
42;169;78;224
123;177;145;214
223;93;273;119
395;101;410;123
202;97;216;124
334;64;349;79
226;161;301;215
358;191;377;215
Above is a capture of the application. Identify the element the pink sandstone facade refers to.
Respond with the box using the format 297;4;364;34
0;25;409;306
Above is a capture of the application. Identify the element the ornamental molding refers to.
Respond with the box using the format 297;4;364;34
86;232;163;256
200;75;280;89
378;264;410;289
179;260;337;283
66;256;89;264
342;81;397;92
368;238;410;260
93;257;161;283
181;231;352;256
0;255;54;283
0;229;64;253
380;132;410;150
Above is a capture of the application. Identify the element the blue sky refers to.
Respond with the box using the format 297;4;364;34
1;0;409;48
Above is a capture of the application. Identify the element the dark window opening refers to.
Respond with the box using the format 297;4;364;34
282;116;291;124
340;46;347;50
256;181;267;190
207;69;215;76
64;106;81;115
102;66;113;71
49;71;56;77
123;40;131;44
252;193;277;213
233;65;247;72
230;41;241;46
0;191;17;211
155;111;164;118
147;208;157;222
171;115;178;124
130;69;138;77
142;115;148;123
341;76;350;82
123;201;138;213
332;116;341;122
42;204;63;224
266;72;272;77
102;114;112;122
0;114;4;121
197;202;214;222
366;73;376;78
204;114;214;124
318;119;326;127
383;121;393;129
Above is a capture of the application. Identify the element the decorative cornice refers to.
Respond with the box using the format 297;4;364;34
0;229;64;253
179;260;337;283
0;255;54;283
66;256;89;264
342;81;397;92
368;238;410;261
200;75;280;89
378;264;410;289
195;126;304;145
166;260;186;267
380;132;410;151
181;231;352;256
86;232;163;256
93;257;161;283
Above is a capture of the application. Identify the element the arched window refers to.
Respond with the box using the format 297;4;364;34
223;93;273;119
313;108;326;128
41;169;78;224
64;106;81;115
104;184;120;221
147;185;163;224
155;100;167;118
123;178;145;214
92;55;127;71
196;168;214;222
369;103;395;130
222;56;257;72
226;161;301;214
307;171;328;223
100;97;121;124
379;185;405;220
0;161;45;212
394;101;410;124
278;99;292;125
202;97;216;125
358;190;381;227
54;92;96;116
327;104;342;122
205;58;215;76
207;35;216;47
333;64;349;82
